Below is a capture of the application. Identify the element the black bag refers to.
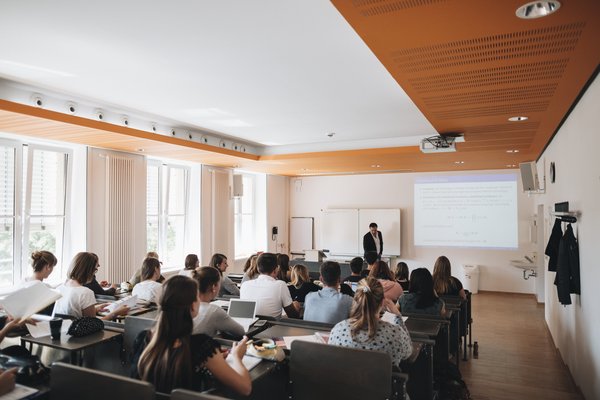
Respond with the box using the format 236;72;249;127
0;348;50;385
67;317;104;337
435;361;472;400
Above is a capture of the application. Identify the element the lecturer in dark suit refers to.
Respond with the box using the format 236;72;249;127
363;222;383;260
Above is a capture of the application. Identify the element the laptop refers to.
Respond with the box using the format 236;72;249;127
227;299;258;333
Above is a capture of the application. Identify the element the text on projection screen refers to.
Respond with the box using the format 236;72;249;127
414;174;518;249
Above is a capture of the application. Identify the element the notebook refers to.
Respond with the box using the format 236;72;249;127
227;299;258;333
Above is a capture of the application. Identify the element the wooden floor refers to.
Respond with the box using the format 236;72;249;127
460;292;583;400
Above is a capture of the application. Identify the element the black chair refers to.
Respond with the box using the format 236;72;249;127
51;361;155;400
122;316;156;365
290;340;407;400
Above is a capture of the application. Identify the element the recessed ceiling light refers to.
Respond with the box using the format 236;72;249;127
371;164;381;168
506;149;520;153
516;1;560;19
506;164;517;168
454;161;465;164
137;148;145;152
509;116;528;122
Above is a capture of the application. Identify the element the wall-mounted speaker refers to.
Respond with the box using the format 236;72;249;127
519;161;539;191
233;174;244;197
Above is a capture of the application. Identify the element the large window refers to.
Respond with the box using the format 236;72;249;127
146;161;189;269
234;174;256;259
0;140;70;288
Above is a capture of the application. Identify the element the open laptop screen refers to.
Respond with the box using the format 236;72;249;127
228;299;257;319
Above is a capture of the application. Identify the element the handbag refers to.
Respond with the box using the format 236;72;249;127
0;347;50;385
67;316;104;337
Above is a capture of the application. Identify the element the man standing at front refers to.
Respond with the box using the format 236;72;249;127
240;252;300;319
363;222;383;260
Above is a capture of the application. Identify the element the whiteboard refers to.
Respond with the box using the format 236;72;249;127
321;209;359;255
359;209;401;256
290;217;313;254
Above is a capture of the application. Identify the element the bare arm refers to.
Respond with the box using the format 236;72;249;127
204;337;252;396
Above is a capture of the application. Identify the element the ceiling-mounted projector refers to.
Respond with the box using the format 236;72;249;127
420;134;464;153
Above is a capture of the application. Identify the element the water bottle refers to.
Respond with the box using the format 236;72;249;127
473;341;479;358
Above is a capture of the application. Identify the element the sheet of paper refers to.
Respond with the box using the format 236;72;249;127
381;311;408;324
226;354;262;371
104;294;138;313
282;334;322;349
0;282;62;320
0;384;39;400
26;318;72;338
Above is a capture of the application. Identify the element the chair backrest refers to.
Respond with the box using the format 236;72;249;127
171;389;231;400
123;315;156;361
290;341;392;400
51;362;155;400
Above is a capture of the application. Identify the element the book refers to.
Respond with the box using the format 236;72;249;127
102;294;139;314
0;282;62;321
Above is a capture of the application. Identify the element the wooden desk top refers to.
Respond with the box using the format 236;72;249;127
21;329;122;351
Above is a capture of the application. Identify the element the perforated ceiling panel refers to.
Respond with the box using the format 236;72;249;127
331;0;600;168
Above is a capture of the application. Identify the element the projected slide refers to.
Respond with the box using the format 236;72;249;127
414;174;518;249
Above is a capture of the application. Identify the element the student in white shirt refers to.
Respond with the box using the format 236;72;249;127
191;266;244;337
22;250;57;287
53;252;128;320
132;257;163;304
179;253;199;278
209;253;240;297
240;253;300;319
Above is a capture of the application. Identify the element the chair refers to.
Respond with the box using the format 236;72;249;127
51;361;155;400
122;315;156;364
290;341;407;400
171;388;231;400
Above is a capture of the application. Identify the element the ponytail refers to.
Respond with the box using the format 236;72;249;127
349;277;384;340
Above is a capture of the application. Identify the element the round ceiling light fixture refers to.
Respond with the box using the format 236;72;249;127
509;116;528;122
516;1;560;19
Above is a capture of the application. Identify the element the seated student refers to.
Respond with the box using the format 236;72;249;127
240;253;300;319
53;252;129;320
22;251;57;287
288;264;321;303
304;261;353;324
433;256;466;300
398;268;445;317
394;262;410;292
84;275;118;296
132;257;163;304
276;253;291;283
191;267;244;337
342;256;364;284
241;253;259;284
329;277;413;367
209;253;240;297
179;253;199;278
133;276;251;395
130;251;165;287
369;260;403;302
361;252;379;278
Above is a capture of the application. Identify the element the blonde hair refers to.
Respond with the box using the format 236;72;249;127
349;277;384;340
432;256;452;295
290;264;310;288
244;254;259;279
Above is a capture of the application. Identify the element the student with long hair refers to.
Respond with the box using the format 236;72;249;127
394;262;410;291
23;251;57;286
276;253;291;282
133;276;251;395
329;277;412;367
368;260;403;302
288;264;320;303
398;268;445;316
209;253;240;297
53;252;128;320
179;254;199;278
432;256;466;300
191;267;244;337
241;253;259;283
132;257;163;304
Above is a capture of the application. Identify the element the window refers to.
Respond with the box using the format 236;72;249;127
234;174;255;259
0;140;70;288
146;161;189;269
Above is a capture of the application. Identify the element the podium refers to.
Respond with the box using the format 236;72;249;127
305;250;327;263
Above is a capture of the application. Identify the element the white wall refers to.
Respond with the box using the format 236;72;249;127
534;74;600;400
290;170;536;294
266;175;290;254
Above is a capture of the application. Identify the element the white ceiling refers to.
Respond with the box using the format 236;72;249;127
0;0;437;155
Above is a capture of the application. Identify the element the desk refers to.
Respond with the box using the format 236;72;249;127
20;330;122;366
405;318;441;339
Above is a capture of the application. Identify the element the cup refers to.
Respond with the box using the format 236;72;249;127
49;317;63;340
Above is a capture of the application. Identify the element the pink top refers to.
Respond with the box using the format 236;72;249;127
379;279;403;302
